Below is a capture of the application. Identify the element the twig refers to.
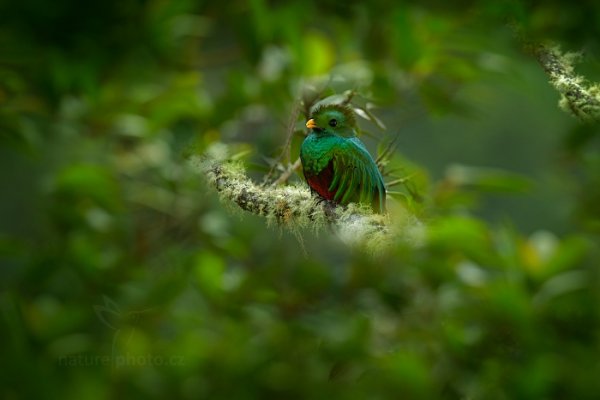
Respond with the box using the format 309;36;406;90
271;157;302;187
385;176;412;188
263;101;302;185
376;132;402;169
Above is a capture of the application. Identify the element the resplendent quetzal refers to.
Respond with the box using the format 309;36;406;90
300;103;387;213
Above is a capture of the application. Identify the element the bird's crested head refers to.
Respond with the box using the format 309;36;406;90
306;104;357;137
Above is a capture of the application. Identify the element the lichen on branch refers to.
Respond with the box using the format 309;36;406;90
531;43;600;122
191;143;422;253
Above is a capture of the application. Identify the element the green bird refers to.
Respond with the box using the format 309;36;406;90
300;103;387;213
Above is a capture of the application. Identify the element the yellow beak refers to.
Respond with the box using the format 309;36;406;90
306;119;318;129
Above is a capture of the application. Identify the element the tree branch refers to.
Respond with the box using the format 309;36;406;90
191;143;424;253
531;43;600;122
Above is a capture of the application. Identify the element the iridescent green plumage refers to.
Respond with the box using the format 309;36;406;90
300;103;386;213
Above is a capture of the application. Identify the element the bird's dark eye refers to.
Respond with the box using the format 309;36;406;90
328;119;337;127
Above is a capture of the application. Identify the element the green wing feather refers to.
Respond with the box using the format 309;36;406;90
328;138;386;213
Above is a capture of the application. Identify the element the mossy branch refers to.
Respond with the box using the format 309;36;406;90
531;43;600;122
192;143;421;253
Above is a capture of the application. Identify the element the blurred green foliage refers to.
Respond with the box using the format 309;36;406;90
1;0;600;399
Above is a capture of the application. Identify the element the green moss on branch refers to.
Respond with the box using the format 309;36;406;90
532;43;600;122
192;143;418;253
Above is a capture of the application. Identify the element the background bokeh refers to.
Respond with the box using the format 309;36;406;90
1;1;600;398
